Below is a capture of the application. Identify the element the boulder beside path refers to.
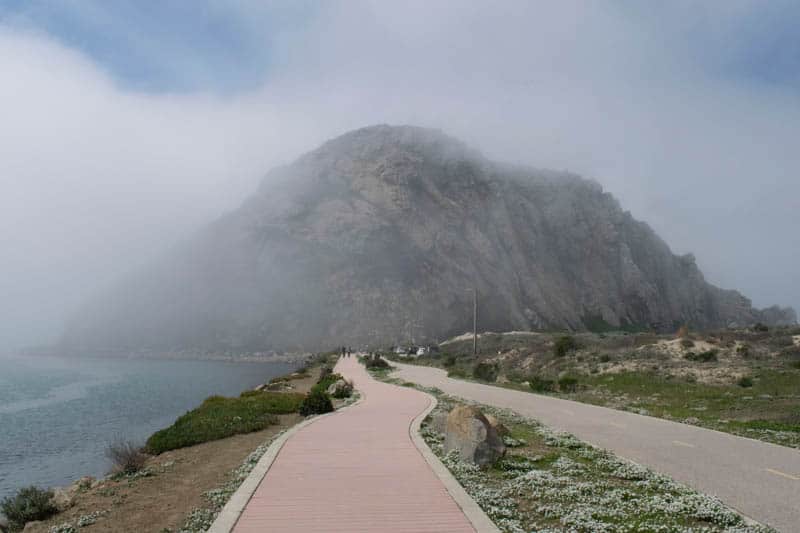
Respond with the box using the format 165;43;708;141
444;405;505;466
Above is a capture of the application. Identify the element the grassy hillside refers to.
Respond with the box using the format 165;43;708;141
396;326;800;447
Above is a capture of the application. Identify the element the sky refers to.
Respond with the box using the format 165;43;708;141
0;0;798;350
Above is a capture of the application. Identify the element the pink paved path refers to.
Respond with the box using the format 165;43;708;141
233;356;476;532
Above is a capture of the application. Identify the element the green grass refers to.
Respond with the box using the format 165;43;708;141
570;369;800;447
146;392;304;454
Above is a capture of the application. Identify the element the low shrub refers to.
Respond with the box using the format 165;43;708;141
312;372;344;395
553;335;579;358
768;335;794;348
331;380;353;399
1;486;58;531
558;375;579;393
363;354;390;370
684;350;718;362
790;360;800;370
599;354;612;363
737;376;754;388
443;355;457;367
447;367;468;379
105;440;148;475
528;376;556;393
780;346;800;358
753;323;769;332
472;362;499;382
146;392;303;454
299;389;334;416
736;343;751;357
318;365;334;382
680;338;695;349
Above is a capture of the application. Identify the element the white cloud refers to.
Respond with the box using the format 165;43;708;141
1;1;798;349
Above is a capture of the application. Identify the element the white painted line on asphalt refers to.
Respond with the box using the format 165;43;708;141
609;421;626;429
766;468;800;481
672;440;695;448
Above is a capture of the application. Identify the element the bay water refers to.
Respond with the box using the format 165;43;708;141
0;354;296;500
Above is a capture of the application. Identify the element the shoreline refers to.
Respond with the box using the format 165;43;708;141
7;364;324;533
4;350;312;364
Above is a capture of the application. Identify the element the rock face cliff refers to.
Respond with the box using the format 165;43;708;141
62;125;797;353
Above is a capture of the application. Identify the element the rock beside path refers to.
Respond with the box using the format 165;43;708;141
429;411;448;433
444;405;505;466
484;413;510;437
327;379;347;395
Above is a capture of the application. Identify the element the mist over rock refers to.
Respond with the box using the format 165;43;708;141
62;125;796;353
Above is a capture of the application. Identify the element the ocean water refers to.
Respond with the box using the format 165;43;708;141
0;355;296;500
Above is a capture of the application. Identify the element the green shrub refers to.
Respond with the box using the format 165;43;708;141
1;486;58;531
790;360;800;370
299;389;334;416
780;345;800;358
105;440;148;475
768;336;794;348
363;354;390;370
737;376;754;388
599;354;612;363
312;372;344;395
331;380;353;399
753;323;769;332
736;343;751;357
528;376;556;393
680;338;695;349
447;367;468;379
472;362;499;382
684;350;718;362
558;376;579;393
553;335;579;357
318;365;334;381
443;355;457;367
146;392;303;454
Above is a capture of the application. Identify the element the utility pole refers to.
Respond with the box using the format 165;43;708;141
471;288;477;356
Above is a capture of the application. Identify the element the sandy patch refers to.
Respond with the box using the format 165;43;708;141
646;338;718;359
440;330;539;345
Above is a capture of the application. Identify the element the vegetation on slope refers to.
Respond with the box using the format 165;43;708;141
1;487;59;532
400;326;800;448
146;391;304;454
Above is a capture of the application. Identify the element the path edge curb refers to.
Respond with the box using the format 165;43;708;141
409;391;501;533
208;394;364;533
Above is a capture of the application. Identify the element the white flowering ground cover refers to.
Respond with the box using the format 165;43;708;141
418;391;775;533
176;433;282;533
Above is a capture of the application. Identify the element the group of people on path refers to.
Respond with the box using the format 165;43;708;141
340;346;354;358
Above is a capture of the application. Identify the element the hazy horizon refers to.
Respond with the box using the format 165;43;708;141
1;1;799;351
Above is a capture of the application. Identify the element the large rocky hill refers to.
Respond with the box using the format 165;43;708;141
61;125;796;353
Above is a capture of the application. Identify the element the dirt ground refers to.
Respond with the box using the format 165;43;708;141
25;369;320;533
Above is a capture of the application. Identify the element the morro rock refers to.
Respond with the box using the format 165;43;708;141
61;125;796;353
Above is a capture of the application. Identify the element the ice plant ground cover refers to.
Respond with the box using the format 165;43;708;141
412;384;774;533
